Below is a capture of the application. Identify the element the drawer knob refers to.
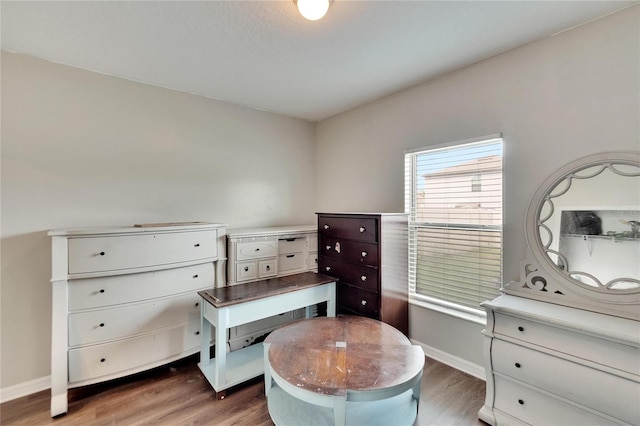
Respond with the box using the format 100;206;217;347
326;245;331;250
255;248;260;252
244;266;249;272
195;331;200;336
286;254;295;258
515;362;521;368
266;265;271;271
359;227;366;233
361;251;368;257
195;302;199;308
325;266;331;272
518;326;524;332
193;274;199;279
361;275;367;281
99;323;105;327
361;300;367;306
99;251;105;256
194;243;200;247
99;289;105;294
518;399;524;405
100;358;106;363
324;224;329;230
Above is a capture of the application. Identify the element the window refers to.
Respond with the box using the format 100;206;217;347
404;136;503;318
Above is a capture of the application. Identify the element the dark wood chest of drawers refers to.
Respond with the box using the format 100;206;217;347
317;213;409;335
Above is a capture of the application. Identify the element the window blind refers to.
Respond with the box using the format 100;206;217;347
405;137;503;310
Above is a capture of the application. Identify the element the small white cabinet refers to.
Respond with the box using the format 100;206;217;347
479;295;640;426
226;225;318;350
49;223;226;417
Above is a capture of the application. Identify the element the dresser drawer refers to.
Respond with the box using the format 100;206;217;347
318;216;378;243
278;237;307;254
68;263;213;310
68;230;217;274
278;253;306;274
319;257;379;293
236;240;277;261
494;375;621;426
492;339;639;425
319;237;379;267
68;320;201;384
68;292;202;347
338;284;379;317
494;313;640;376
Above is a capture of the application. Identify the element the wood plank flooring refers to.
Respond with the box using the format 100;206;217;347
1;355;487;426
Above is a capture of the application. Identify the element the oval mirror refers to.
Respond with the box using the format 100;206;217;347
532;152;640;292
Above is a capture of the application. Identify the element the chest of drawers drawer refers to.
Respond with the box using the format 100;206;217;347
338;283;379;317
318;216;378;243
320;236;379;267
236;240;278;260
318;257;379;293
493;375;621;426
492;339;638;425
494;312;639;375
68;292;202;347
68;230;218;274
68;263;213;310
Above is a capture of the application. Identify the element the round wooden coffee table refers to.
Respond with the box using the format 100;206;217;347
263;315;424;426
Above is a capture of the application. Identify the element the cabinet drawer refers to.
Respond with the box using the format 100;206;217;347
338;284;379;317
68;292;202;346
68;263;213;310
236;240;277;260
492;339;639;425
278;238;307;254
494;313;640;376
318;216;378;243
319;257;379;293
278;253;306;274
68;320;201;384
236;261;258;282
258;259;277;278
308;252;318;271
319;237;379;267
68;230;217;274
494;375;621;426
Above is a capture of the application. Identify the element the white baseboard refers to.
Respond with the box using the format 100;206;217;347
411;339;486;381
0;375;50;404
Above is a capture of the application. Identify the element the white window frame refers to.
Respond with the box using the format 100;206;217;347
405;134;503;324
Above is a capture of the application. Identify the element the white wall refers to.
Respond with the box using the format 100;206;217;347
0;52;317;391
315;6;639;374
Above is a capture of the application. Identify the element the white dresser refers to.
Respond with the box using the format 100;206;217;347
479;152;640;426
226;225;318;350
49;223;226;417
479;295;639;426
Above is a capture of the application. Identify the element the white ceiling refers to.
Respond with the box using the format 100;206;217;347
2;1;636;122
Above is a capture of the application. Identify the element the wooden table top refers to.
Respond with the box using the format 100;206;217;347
264;315;424;397
198;272;335;308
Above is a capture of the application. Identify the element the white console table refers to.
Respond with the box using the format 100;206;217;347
198;272;336;398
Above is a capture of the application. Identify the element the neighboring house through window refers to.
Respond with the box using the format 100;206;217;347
404;135;503;322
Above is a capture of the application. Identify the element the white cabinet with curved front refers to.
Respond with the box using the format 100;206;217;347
49;223;226;417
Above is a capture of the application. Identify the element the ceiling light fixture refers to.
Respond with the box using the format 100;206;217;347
295;0;332;21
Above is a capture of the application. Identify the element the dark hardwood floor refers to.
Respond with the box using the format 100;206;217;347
1;355;486;426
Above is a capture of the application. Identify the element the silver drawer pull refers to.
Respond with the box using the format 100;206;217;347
361;300;367;306
324;224;330;229
361;275;367;281
326;245;331;250
359;227;366;233
325;266;331;272
361;251;368;257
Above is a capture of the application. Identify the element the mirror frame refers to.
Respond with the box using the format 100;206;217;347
504;151;640;320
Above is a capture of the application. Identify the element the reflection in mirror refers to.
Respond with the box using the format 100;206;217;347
538;161;640;290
